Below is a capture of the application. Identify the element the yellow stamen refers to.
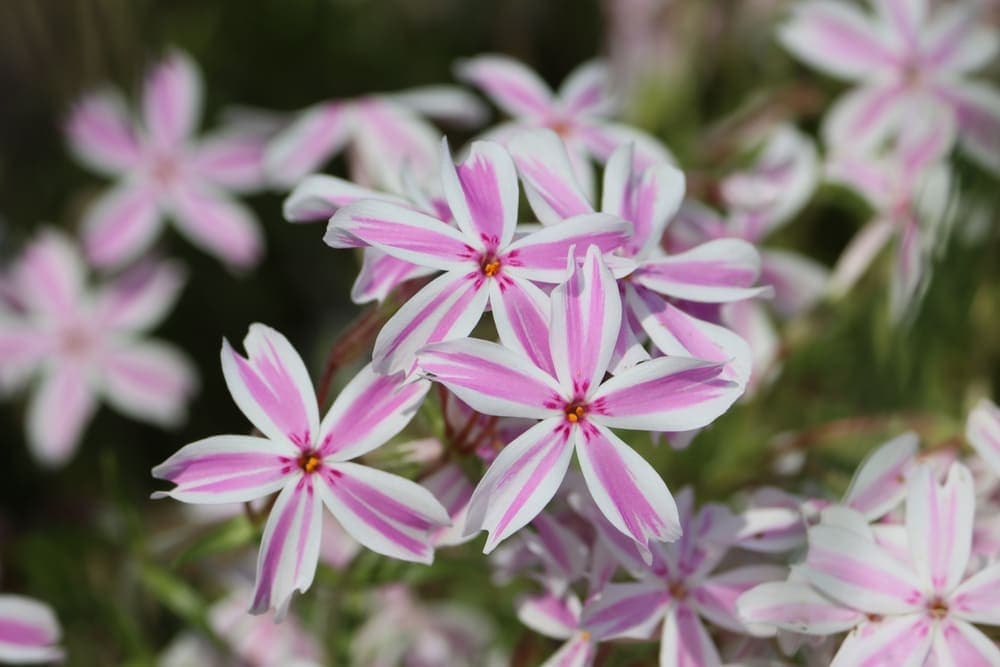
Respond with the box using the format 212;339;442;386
565;404;585;423
298;453;321;474
482;259;501;277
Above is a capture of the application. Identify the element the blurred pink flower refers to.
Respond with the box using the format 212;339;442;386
966;397;1000;478
0;595;63;664
0;229;196;466
417;246;743;555
152;324;448;618
457;55;673;197
779;0;1000;174
66;50;270;269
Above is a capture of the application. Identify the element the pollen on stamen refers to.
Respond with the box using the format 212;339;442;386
297;452;321;474
565;404;586;423
481;258;501;277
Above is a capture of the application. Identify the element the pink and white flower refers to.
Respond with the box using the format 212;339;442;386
457;55;673;196
66;49;269;269
508;129;766;384
966;397;1000;478
740;462;1000;665
0;229;196;466
265;86;486;191
0;595;63;664
778;0;1000;174
326;139;632;374
417;245;743;554
152;324;449;617
580;488;785;667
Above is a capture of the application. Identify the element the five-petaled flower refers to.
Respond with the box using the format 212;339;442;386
326;139;632;375
66;49;269;269
152;324;449;617
416;245;743;555
0;229;196;466
779;0;1000;174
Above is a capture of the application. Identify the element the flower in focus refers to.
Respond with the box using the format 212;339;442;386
0;595;63;665
66;49;270;269
326;139;632;374
265;85;487;191
779;0;1000;174
458;54;673;196
417;245;743;554
0;229;196;466
152;324;449;617
740;462;1000;665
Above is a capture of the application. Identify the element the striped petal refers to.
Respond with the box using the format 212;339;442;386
488;274;555;375
94;259;186;332
950;562;1000;625
455;55;554;119
822;84;907;151
575;422;681;553
590;356;738;432
13;230;85;319
575;121;673;170
221;323;319;450
905;462;974;596
760;250;829;319
465;419;574;553
441;140;518;249
142;50;203;148
318;363;429;461
558;60;614;116
737;581;864;635
659;604;722;667
82;183;163;270
101;340;197;426
250;477;323;618
633;239;768;303
417;338;563;420
372;270;489;375
930;619;1000;667
283;174;402;222
830;615;933;667
803;524;923;615
925;5;998;74
189;128;267;193
0;595;63;664
26;363;97;468
325;199;474;270
351;248;435;304
518;592;579;639
581;582;670;640
503;213;632;284
508;129;595;226
349;99;440;193
966;398;1000;478
319;462;449;564
842;432;917;520
540;633;595;667
549;245;621;398
387;85;489;126
152;435;296;504
264;102;353;187
940;81;1000;176
692;565;787;635
65;89;140;176
169;184;263;268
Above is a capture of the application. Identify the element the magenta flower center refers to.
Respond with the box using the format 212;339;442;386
59;324;95;359
151;154;181;186
297;451;322;474
480;253;502;278
547;117;573;138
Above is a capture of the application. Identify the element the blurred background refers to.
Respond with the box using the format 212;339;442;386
0;0;997;664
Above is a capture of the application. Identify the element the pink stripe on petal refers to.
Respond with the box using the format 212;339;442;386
488;275;555;375
905;463;974;596
508;129;595;226
831;615;934;667
503;213;631;284
455;55;554;118
13;230;85;319
95;259;185;332
951;563;1000;626
0;595;63;663
351;248;435;304
142;50;203;148
264;102;352;186
443;141;518;249
660;604;722;667
558;60;612;116
842;432;917;520
581;582;670;640
283;174;399;223
517;592;579;639
221;324;318;449
26;364;97;468
691;565;787;634
737;581;864;635
102;340;196;427
82;184;163;269
575;423;680;553
170;185;263;268
65;89;140;175
931;619;1000;667
190;130;267;192
822;84;907;150
966;398;1000;478
633;239;767;303
319;363;429;461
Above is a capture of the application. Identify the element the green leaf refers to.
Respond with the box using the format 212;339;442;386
172;515;257;567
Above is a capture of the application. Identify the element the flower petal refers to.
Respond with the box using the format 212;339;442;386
590;356;738;432
759;250;829;318
924;5;999;74
540;633;595;667
319;462;449;564
151;434;296;504
938;81;1000;176
250;477;323;618
777;1;901;79
142;50;203;148
82;183;163;269
517;592;579;639
737;581;864;635
325;199;474;271
488;274;555;375
318;363;429;461
0;320;48;392
950;562;1000;625
441;140;518;249
575;121;673;169
13;230;86;319
575;422;681;553
422;463;476;547
387;85;489;127
930;619;1000;667
350;99;441;193
828;218;895;298
26;364;97;468
93;259;186;332
372;270;489;375
558;60;614;116
65;89;140;176
417;338;563;420
189;128;267;193
102;340;196;426
169;185;263;268
659;604;722;667
692;565;787;635
221;323;319;449
905;462;974;596
548;245;621;397
822;84;907;151
581;582;670;640
0;595;63;664
351;248;435;304
455;55;554;118
633;239;768;303
264;102;353;187
465;419;574;553
503;213;632;283
283;174;402;222
966;398;1000;478
803;524;923;615
842;432;917;520
830;615;934;667
508;129;595;226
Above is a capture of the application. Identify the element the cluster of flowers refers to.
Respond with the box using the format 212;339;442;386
0;0;997;663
